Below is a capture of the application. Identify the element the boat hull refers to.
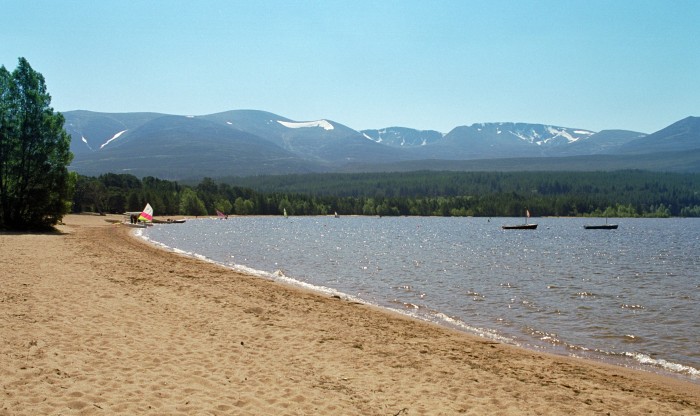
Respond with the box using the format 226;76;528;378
502;224;538;230
153;219;186;224
584;224;618;230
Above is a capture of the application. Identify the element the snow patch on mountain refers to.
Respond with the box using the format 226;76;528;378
363;133;376;142
81;136;93;150
277;120;334;131
544;126;581;144
100;129;127;149
362;128;442;147
510;131;536;142
505;126;595;145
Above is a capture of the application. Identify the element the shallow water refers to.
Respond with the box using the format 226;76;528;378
141;216;700;380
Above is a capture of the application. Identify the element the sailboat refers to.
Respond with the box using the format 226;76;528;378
502;209;538;230
216;209;227;219
584;217;618;230
123;203;153;227
283;208;288;218
138;203;153;223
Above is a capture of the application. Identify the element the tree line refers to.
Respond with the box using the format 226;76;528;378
73;171;700;218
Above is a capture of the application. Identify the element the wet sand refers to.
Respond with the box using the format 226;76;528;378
1;213;699;415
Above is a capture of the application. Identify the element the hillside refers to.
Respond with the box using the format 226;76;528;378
64;110;700;179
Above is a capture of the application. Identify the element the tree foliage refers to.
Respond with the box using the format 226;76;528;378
0;58;74;230
71;171;700;218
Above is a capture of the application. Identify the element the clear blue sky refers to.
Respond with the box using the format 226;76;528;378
2;0;698;133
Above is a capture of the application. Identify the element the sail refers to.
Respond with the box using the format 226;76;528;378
138;203;153;222
526;209;531;218
216;209;226;219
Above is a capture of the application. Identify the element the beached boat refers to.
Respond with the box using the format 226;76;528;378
502;210;537;230
123;203;154;227
153;218;186;224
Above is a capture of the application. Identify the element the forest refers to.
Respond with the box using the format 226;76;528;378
71;170;700;218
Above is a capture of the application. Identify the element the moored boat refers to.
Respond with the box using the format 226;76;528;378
502;209;537;230
584;217;618;230
584;224;618;229
502;223;538;230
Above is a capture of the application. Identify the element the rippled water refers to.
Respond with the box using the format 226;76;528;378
141;216;700;380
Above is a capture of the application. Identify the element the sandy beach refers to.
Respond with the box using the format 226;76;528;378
1;214;699;415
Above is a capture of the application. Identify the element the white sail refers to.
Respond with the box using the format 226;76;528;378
138;203;153;222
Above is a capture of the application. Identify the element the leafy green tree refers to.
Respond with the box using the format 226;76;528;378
127;190;143;212
179;188;207;216
0;58;73;230
215;197;233;215
362;198;375;216
84;178;108;213
278;198;292;216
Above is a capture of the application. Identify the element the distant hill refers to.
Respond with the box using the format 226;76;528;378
617;116;700;154
69;115;326;179
63;110;700;179
336;149;700;174
64;110;165;155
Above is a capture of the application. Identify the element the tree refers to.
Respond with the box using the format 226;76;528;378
179;188;207;216
215;197;233;215
0;58;73;230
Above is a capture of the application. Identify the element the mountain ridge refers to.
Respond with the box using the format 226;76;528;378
63;110;700;179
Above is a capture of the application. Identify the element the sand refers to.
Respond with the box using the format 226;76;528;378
1;214;699;415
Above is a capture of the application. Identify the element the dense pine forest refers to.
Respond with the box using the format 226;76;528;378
72;171;700;218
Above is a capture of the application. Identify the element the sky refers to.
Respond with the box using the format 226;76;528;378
1;0;698;134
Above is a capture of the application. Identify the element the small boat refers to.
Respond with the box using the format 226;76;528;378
502;223;538;230
123;203;154;227
138;203;153;223
584;224;618;230
502;210;537;230
216;209;228;220
153;218;186;224
584;218;618;230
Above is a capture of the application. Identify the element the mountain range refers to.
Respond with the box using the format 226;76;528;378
64;110;700;179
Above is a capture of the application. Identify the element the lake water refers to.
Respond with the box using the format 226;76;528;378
139;216;700;381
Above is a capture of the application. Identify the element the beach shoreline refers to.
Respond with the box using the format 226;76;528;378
1;213;699;415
